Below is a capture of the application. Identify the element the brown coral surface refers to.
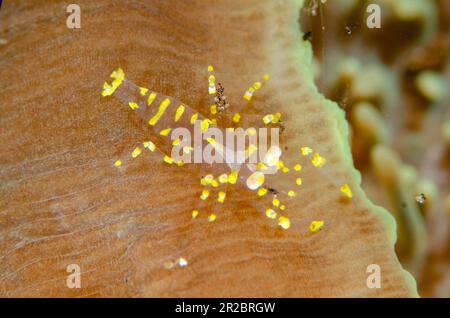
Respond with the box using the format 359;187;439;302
0;0;416;297
301;0;449;297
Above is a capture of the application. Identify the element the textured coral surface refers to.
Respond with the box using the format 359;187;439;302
0;0;416;297
301;0;449;297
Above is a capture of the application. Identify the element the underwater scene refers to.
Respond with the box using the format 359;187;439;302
0;0;449;299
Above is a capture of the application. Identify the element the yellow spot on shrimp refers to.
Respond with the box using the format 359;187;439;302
272;112;281;123
206;137;217;146
149;98;170;126
160;128;171;136
201;119;212;132
263;114;274;125
232;113;241;123
288;190;296;197
164;260;174;270
243;87;255;101
246;144;258;157
163;155;174;164
210;105;217;115
294;164;302;171
183;146;193;154
175;105;185;122
200;189;210;200
309;220;324;233
191;113;198;125
102;82;115;97
228;170;239;185
143;141;156;152
208;74;216;94
311;153;326;168
265;208;277;219
177;160;185;167
264;146;281;167
211;179;219;188
278;216;291;230
147;92;157;106
139;87;148;96
258;188;268;196
277;160;284;170
272;198;280;207
208;214;216;222
257;162;268;171
204;174;214;185
301;147;313;156
101;68;124;97
340;184;353;198
296;178;302;186
253;82;262;90
114;160;122;167
218;174;228;184
131;147;142;158
246;171;265;190
217;191;226;203
111;68;124;80
128;102;139;110
192;210;199;219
